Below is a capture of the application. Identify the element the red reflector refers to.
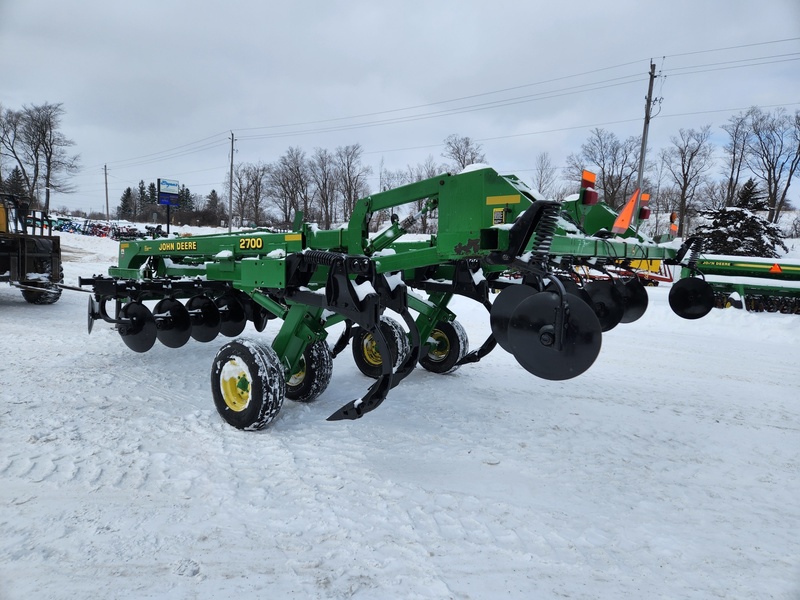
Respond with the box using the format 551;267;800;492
582;188;599;205
638;207;651;220
769;263;783;273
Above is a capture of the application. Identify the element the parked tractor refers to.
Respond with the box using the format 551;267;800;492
80;166;715;429
0;194;63;304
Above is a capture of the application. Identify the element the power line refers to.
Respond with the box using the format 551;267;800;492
71;37;798;187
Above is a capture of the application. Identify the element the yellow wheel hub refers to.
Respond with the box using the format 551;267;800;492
361;334;383;366
220;359;251;412
427;329;450;361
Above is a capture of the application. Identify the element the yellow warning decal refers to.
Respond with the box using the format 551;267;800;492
284;233;302;242
486;194;520;206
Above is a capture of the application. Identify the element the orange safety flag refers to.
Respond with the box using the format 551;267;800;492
612;189;639;234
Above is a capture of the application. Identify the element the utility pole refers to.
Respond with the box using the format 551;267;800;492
634;62;657;230
228;132;235;233
104;164;110;221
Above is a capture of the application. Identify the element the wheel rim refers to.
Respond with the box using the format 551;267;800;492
361;334;383;366
219;358;251;412
288;359;306;387
426;329;450;362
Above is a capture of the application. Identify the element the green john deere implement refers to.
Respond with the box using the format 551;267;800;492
679;254;800;314
80;166;715;430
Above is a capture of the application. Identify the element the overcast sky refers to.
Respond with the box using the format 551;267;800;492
1;0;799;215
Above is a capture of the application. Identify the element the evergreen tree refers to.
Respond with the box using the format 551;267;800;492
204;189;224;225
147;182;158;205
178;185;194;211
735;178;768;211
136;180;148;220
695;179;787;258
117;187;135;220
3;166;28;199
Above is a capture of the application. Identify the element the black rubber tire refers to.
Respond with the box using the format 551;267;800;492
286;341;333;403
21;263;62;305
211;338;285;430
352;316;410;379
21;283;62;305
419;319;468;374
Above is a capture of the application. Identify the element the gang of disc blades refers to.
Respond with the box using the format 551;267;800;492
216;294;247;337
506;292;602;381
119;301;157;353
584;280;625;332
617;278;649;324
186;295;222;342
489;284;538;352
153;297;192;348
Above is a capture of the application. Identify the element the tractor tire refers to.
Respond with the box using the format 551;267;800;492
286;341;333;403
21;263;62;305
211;338;285;430
419;319;468;374
352;316;410;379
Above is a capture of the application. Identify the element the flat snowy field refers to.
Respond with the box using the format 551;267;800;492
1;230;799;600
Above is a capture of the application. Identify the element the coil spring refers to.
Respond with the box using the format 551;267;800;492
303;250;343;267
531;203;561;258
687;237;704;271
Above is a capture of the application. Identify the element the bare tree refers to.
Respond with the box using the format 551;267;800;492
698;179;728;211
375;160;411;232
309;147;339;229
721;109;754;207
228;163;251;227
441;134;486;171
246;162;269;226
746;107;800;223
531;151;558;198
662;125;714;237
565;128;640;210
335;143;372;220
266;147;313;228
404;154;444;233
36;103;79;213
660;125;715;237
0;102;79;212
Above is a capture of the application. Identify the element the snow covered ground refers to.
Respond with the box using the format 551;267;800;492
1;231;799;599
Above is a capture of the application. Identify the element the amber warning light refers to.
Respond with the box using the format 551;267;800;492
580;170;598;205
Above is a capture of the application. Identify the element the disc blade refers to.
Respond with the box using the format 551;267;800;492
119;302;157;353
617;278;649;324
489;284;538;351
545;277;594;312
507;292;602;381
584;280;624;332
87;296;100;335
186;295;221;342
252;306;270;332
216;294;247;337
153;297;192;348
669;277;715;320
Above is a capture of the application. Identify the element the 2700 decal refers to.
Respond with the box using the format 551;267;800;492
239;237;264;250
